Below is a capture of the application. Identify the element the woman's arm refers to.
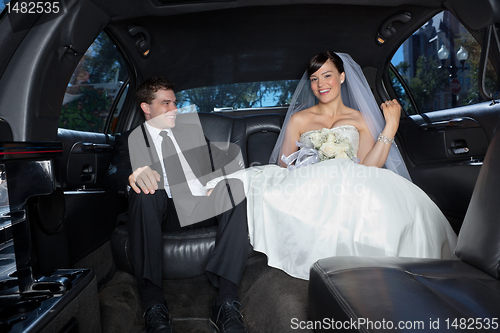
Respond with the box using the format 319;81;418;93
358;99;401;167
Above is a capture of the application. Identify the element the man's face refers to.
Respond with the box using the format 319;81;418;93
143;88;178;129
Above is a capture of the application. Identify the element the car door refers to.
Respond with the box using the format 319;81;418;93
385;10;500;234
56;31;130;272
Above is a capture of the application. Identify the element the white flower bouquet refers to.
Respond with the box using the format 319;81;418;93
308;129;356;161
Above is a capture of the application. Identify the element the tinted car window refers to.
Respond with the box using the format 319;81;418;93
390;11;498;114
60;32;129;132
177;80;299;112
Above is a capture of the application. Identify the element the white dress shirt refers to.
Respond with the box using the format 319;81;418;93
145;122;206;197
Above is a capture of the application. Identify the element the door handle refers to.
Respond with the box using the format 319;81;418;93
81;164;94;182
419;117;481;130
451;147;469;154
450;139;470;155
81;143;113;152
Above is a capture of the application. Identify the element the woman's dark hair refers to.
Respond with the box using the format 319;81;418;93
136;77;175;106
307;51;344;77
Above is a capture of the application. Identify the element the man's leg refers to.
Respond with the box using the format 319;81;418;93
204;179;249;289
128;189;177;333
193;179;249;333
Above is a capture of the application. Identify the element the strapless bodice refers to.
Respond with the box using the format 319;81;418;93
299;125;360;159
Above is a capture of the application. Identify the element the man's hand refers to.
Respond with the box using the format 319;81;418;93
129;166;161;194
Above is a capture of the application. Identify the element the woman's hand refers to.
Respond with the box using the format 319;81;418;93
360;99;401;168
380;99;401;136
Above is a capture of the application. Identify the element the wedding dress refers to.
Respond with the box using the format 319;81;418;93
205;52;457;279
205;124;458;280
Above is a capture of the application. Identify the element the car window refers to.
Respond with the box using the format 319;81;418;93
0;1;9;12
176;80;299;112
60;32;129;132
390;11;499;115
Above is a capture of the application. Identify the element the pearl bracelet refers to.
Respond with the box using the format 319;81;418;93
377;133;394;145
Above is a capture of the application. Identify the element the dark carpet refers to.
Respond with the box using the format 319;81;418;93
99;253;312;333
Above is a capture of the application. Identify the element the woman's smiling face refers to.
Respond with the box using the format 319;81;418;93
309;59;345;104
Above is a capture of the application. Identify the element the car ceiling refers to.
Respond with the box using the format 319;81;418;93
101;0;445;91
94;0;445;21
2;0;498;141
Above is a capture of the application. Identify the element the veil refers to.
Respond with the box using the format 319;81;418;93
269;53;412;181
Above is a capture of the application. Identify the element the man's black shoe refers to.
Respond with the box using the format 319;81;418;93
209;301;248;333
144;303;173;333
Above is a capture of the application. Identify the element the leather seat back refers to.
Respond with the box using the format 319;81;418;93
198;112;240;153
198;112;284;167
455;121;500;278
244;114;284;167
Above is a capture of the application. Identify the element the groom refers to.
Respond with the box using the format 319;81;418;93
126;77;249;333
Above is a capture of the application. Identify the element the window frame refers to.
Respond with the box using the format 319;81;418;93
382;10;500;116
59;29;134;135
389;62;420;115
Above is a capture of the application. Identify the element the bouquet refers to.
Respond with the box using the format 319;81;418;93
281;128;358;170
308;128;356;161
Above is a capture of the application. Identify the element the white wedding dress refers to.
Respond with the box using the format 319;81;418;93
206;125;458;280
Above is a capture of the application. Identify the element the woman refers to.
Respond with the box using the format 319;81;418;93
206;52;457;280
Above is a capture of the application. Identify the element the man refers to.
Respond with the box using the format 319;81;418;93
126;77;249;333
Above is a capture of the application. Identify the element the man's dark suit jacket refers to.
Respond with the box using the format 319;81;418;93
107;114;244;225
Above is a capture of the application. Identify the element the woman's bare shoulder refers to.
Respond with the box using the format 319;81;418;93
289;107;316;127
344;106;370;132
292;106;317;118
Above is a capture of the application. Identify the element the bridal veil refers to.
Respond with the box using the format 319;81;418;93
269;53;411;181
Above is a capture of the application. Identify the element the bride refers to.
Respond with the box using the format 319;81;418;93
206;52;458;280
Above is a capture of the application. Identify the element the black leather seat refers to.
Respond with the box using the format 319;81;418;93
110;112;284;279
308;120;500;331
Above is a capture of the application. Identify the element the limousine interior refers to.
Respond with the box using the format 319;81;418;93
1;0;500;332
